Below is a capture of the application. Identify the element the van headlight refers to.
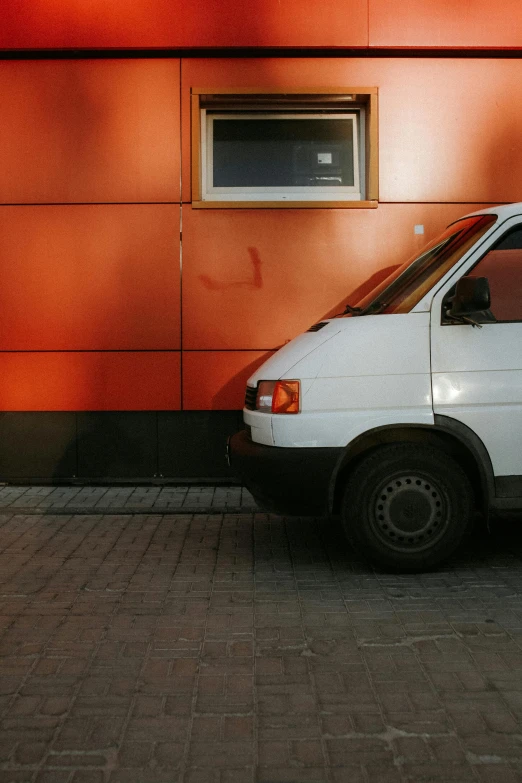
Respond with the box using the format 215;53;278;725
256;380;300;414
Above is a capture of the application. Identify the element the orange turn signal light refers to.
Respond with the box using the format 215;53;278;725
272;380;300;414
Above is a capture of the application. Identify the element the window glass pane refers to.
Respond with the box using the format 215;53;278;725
212;118;355;188
469;226;522;321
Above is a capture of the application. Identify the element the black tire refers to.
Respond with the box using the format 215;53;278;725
341;443;474;571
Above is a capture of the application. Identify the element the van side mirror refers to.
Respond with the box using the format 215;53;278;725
447;276;491;319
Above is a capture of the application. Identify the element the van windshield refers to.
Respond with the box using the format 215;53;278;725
347;214;497;316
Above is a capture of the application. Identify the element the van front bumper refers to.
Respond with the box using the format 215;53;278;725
228;429;341;516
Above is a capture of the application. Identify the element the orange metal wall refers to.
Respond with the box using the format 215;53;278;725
0;353;181;411
183;57;522;207
0;0;368;49
0;59;182;411
0;205;180;351
2;55;522;410
2;0;522;48
369;0;522;48
0;59;180;204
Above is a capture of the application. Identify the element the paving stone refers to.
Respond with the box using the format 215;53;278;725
0;485;254;514
0;505;522;780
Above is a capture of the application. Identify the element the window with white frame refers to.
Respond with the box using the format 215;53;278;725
191;90;378;207
202;110;362;201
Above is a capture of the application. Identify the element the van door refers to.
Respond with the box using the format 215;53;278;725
430;219;522;491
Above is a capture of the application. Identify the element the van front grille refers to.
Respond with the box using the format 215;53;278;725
244;385;257;410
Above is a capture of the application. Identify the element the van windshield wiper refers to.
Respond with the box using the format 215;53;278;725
333;302;381;318
333;301;384;318
360;300;388;315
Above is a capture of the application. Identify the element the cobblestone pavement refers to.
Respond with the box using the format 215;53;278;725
0;486;257;515
1;507;522;782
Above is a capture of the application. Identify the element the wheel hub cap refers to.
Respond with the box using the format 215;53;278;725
372;474;446;550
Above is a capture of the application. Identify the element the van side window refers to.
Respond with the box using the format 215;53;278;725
467;226;522;322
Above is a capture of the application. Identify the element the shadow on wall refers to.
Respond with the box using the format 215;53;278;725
320;264;400;320
212;351;275;409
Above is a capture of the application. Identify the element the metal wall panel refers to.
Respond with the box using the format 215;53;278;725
369;0;522;47
0;0;368;49
0;205;180;351
182;351;274;410
373;59;522;204
0;412;77;479
0;411;243;481
0;353;181;411
0;59;180;204
182;58;522;206
158;411;243;478
77;412;157;478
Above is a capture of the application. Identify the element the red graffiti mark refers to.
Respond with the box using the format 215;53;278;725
198;275;227;291
199;247;263;291
250;248;263;288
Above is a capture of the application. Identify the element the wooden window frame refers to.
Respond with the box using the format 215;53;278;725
191;87;378;209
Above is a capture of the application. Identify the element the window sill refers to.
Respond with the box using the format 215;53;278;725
191;200;379;210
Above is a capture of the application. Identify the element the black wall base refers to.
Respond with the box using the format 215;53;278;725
0;411;244;483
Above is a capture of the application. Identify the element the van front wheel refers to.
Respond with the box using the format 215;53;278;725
341;443;474;571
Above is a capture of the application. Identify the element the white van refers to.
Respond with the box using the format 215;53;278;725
228;202;522;570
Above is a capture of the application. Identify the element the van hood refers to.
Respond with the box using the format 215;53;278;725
247;320;343;386
247;312;431;386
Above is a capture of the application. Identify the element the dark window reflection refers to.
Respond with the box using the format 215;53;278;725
212;118;356;188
